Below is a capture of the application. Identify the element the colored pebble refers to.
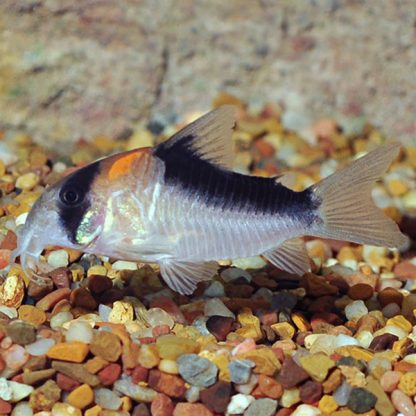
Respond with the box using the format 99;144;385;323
47;342;89;363
66;384;94;409
90;331;122;362
244;398;277;416
346;387;377;413
177;354;218;387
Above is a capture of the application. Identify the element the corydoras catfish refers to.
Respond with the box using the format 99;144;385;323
12;107;407;294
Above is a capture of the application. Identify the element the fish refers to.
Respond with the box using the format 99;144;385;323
12;106;407;294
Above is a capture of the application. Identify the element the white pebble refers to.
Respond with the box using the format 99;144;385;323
0;306;17;319
291;404;321;416
204;298;235;319
15;214;28;228
232;256;266;270
94;388;122;410
12;401;33;416
146;308;174;329
8;381;33;402
66;321;93;344
227;393;255;415
111;260;137;270
356;330;373;348
0;378;12;401
345;300;368;321
334;334;359;348
47;249;69;268
26;338;55;356
53;161;67;173
50;311;74;329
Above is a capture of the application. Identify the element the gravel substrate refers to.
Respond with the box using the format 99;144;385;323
0;97;415;415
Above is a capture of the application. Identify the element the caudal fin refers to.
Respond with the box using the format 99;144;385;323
309;142;407;248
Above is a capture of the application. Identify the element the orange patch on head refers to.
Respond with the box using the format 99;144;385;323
108;151;147;181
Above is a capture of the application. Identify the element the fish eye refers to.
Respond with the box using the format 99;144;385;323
59;186;84;206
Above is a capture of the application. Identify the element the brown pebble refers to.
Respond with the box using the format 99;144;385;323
252;274;278;290
278;356;309;388
90;331;122;362
48;267;72;289
51;361;100;387
258;374;283;399
36;288;71;311
200;381;231;413
299;380;323;404
369;333;398;351
0;230;17;251
225;284;254;298
151;393;174;416
378;287;404;307
348;283;374;300
148;369;186;398
88;274;113;294
56;372;81;391
70;287;98;310
206;316;234;341
27;275;54;300
302;273;339;297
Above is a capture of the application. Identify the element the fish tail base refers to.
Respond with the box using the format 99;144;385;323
309;142;407;248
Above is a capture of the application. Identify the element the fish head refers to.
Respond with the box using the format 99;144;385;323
12;160;105;271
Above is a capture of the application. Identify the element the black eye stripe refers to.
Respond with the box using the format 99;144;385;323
58;161;101;244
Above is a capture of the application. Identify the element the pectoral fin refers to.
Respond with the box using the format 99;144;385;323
263;238;311;276
159;260;219;295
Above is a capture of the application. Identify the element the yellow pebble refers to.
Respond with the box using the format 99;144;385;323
291;312;311;332
138;344;160;369
47;342;89;363
121;396;132;412
87;265;108;276
15;172;39;191
84;356;109;374
398;372;416;396
319;395;338;414
66;384;94;409
237;347;281;377
235;324;262;341
84;405;102;416
387;178;409;196
109;300;134;323
270;322;295;339
336;346;374;362
386;315;412;333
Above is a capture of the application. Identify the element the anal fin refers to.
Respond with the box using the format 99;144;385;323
263;238;311;276
159;260;218;295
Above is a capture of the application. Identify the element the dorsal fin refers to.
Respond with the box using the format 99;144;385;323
155;106;236;169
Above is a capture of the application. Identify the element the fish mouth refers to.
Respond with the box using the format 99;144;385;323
11;223;46;276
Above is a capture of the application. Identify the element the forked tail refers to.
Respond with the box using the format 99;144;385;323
309;142;407;248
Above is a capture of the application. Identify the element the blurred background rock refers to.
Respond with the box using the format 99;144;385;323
0;0;415;149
